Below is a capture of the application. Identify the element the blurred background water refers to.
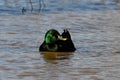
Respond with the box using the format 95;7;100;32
0;0;120;14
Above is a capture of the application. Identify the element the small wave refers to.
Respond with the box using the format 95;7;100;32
0;0;120;14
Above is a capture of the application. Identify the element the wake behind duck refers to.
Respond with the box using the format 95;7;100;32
39;29;76;52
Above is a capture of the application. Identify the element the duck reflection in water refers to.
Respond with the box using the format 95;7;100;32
39;29;76;52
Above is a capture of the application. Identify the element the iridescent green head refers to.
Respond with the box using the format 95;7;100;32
45;29;60;44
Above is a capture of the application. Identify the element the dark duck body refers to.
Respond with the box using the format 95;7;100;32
39;29;76;52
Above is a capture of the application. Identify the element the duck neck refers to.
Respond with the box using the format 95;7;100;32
46;44;58;52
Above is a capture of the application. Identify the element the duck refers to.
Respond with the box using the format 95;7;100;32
39;29;76;52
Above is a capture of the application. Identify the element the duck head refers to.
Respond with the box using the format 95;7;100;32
43;29;68;52
45;29;68;44
45;29;59;44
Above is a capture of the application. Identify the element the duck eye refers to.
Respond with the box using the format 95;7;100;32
54;35;58;38
52;36;57;41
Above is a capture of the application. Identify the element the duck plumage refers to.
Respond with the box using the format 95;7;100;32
39;29;76;52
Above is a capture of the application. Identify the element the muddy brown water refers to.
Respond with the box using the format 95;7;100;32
0;11;120;80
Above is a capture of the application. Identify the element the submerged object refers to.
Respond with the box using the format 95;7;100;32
39;29;76;52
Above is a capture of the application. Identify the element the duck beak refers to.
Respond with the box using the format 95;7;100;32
58;35;67;41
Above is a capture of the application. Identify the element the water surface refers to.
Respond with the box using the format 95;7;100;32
0;11;120;80
0;0;120;14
